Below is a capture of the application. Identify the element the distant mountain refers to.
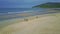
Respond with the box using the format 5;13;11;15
32;2;60;8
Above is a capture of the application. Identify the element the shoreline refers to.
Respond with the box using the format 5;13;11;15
0;9;60;21
0;13;60;34
0;13;59;29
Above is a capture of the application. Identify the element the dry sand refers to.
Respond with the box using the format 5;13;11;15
0;13;60;34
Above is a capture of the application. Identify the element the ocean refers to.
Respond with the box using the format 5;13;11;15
0;8;60;21
0;8;47;21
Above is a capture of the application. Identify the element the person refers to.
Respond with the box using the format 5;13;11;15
24;18;28;21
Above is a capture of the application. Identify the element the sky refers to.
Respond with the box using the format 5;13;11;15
0;0;60;8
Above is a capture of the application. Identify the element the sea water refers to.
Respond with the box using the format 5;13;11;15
0;8;46;21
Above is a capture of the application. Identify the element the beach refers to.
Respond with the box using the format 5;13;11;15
0;0;60;34
0;12;60;34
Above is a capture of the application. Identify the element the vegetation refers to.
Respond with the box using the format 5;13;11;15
32;2;60;8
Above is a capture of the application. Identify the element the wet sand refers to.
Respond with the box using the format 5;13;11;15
0;13;60;34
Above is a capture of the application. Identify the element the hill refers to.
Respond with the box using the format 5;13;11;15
33;2;60;8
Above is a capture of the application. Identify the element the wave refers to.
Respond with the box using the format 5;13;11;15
0;10;33;16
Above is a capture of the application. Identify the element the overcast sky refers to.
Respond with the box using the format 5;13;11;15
0;0;60;8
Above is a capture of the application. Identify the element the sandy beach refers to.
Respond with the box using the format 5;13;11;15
0;13;60;34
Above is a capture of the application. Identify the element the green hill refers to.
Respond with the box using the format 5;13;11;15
33;2;60;8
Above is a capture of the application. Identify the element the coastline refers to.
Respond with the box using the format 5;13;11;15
0;12;58;29
0;13;60;34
